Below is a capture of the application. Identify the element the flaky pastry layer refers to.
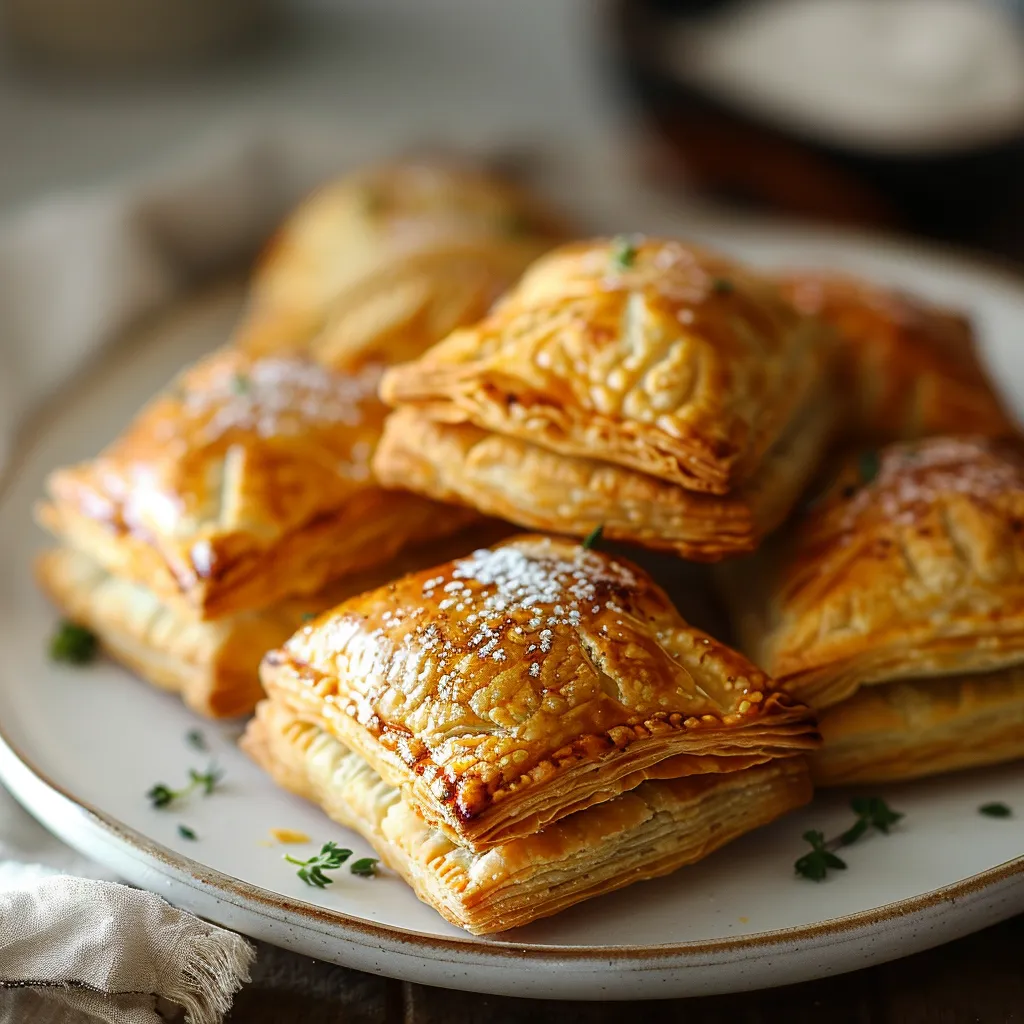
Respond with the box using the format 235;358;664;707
381;237;834;494
719;436;1024;710
810;667;1024;786
38;349;474;620
242;699;813;935
260;534;819;852
36;524;511;718
779;272;1014;442
372;372;834;560
232;157;568;371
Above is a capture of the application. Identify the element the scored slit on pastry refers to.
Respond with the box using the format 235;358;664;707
242;699;813;935
717;435;1024;785
257;533;819;852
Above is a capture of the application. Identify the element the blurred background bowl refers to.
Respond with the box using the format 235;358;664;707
606;0;1024;254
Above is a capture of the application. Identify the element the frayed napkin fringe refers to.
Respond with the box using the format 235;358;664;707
170;928;256;1024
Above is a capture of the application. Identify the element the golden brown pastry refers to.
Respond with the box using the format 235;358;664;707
242;699;813;935
373;383;832;560
381;237;834;495
779;272;1014;441
812;671;1024;785
259;533;819;852
37;349;475;621
718;436;1024;784
36;523;511;718
233;158;569;371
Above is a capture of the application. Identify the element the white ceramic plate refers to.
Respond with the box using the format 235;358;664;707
1;223;1023;1001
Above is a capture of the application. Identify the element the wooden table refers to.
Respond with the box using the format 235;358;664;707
226;913;1023;1022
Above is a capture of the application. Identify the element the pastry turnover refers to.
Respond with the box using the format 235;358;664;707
381;237;835;495
242;699;813;935
37;349;474;621
375;237;837;557
258;534;819;852
779;272;1013;441
36;524;509;718
233;158;568;371
719;435;1024;784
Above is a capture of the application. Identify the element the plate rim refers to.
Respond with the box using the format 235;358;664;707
2;719;1022;964
2;214;1023;979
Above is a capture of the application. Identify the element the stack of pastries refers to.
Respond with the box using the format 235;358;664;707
36;154;1022;935
242;534;818;933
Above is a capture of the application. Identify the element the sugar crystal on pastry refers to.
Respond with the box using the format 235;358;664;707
35;346;481;717
718;435;1024;785
258;533;819;851
38;348;474;622
374;236;838;559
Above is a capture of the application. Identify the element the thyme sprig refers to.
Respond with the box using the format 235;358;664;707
795;797;904;881
147;764;223;809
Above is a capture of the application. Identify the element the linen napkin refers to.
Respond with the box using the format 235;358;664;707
0;124;355;1024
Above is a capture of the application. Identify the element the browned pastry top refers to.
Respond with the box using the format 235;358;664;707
779;271;1013;441
381;236;833;494
261;533;819;848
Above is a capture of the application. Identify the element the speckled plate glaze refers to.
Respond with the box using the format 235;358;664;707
1;220;1022;1000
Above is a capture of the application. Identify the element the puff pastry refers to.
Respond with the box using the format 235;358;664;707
380;237;835;495
38;349;475;621
718;436;1024;782
242;698;813;935
812;670;1024;785
259;534;819;852
233;158;568;371
779;272;1013;441
36;523;510;718
373;377;833;560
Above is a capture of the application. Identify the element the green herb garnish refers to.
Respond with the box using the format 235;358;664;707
285;842;352;888
581;524;604;551
794;830;847;882
147;764;223;809
979;802;1013;818
795;796;903;882
185;729;206;752
711;277;734;294
231;373;250;395
301;612;317;623
610;235;638;271
849;795;903;834
858;449;881;485
178;824;198;841
49;621;98;665
350;857;379;878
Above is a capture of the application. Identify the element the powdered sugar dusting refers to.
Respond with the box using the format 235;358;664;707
185;358;383;443
839;437;1024;529
381;540;640;680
